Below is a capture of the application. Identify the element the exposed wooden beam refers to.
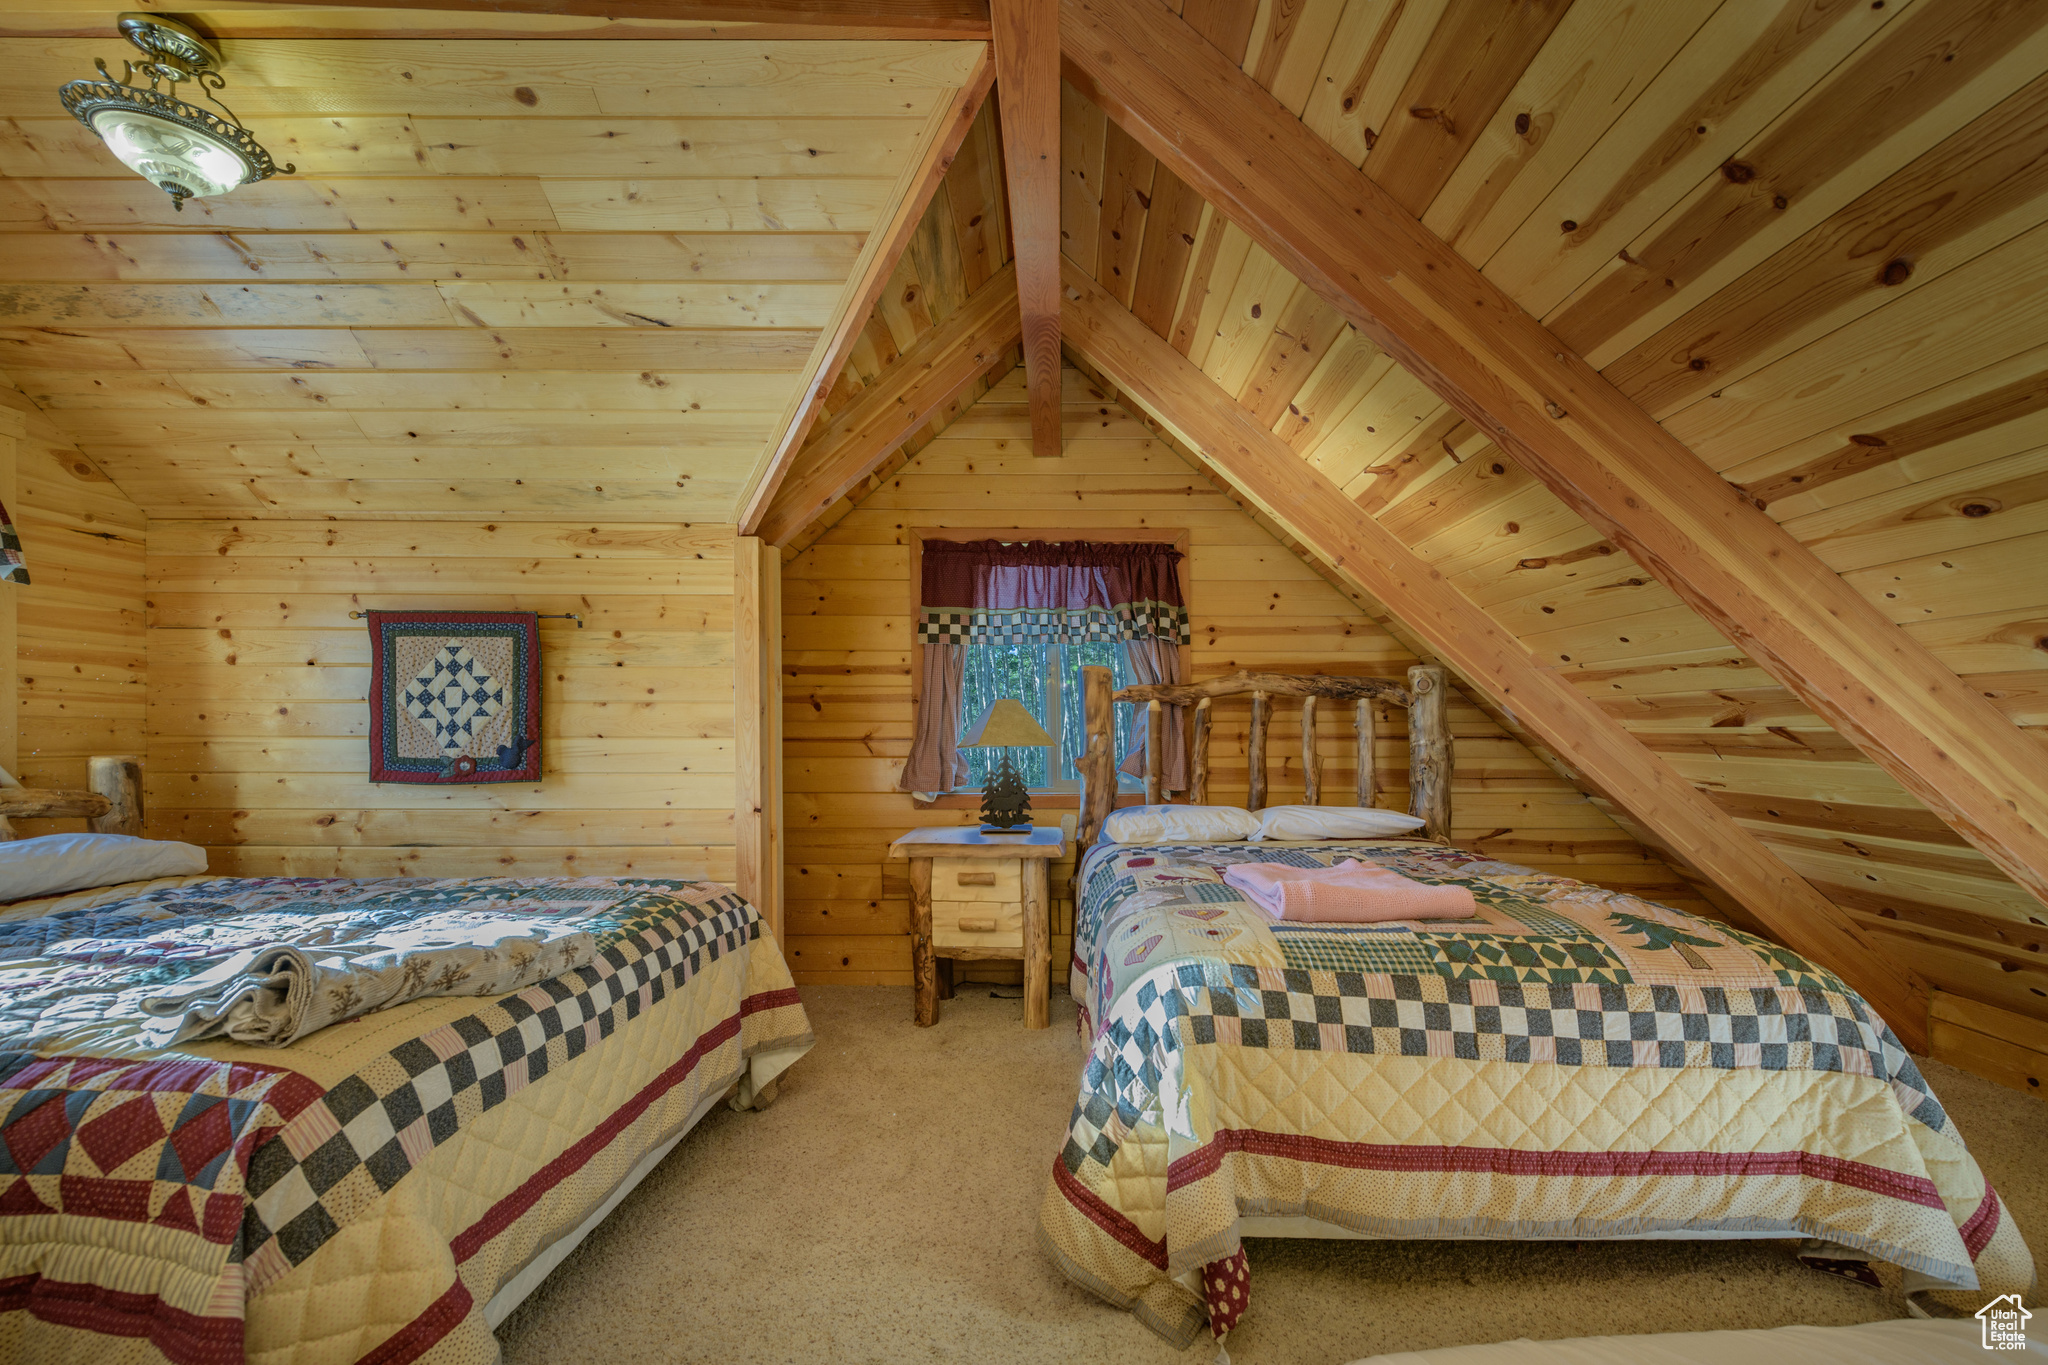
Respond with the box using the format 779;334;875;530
993;0;1061;457
738;48;993;535
235;0;993;38
758;263;1021;546
1060;258;1930;1051
1062;0;2048;918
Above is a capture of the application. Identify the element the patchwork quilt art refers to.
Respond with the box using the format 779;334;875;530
367;610;540;784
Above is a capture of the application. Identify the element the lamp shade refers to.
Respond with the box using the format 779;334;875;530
91;107;254;200
959;697;1053;749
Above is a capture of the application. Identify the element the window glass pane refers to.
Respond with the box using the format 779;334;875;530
1057;641;1141;790
958;640;1055;790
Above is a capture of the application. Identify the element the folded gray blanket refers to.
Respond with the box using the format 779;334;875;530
139;920;596;1047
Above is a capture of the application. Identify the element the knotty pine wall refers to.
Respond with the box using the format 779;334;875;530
779;366;1706;986
6;389;146;827
142;520;739;880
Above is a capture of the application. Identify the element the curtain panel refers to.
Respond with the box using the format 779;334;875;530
900;540;1189;797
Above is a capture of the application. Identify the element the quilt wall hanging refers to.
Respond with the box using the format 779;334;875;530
0;498;25;585
366;610;541;784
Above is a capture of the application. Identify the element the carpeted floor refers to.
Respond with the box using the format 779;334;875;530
496;985;2046;1364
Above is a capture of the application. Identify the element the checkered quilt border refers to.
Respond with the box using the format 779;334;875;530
1062;961;1943;1179
239;891;758;1290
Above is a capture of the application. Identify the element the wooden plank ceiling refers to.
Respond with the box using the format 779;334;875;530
0;23;987;521
1046;0;2048;1028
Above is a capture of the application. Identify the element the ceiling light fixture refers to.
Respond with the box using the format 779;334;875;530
58;13;292;211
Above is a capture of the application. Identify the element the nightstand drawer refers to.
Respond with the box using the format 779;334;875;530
932;899;1023;950
931;857;1021;903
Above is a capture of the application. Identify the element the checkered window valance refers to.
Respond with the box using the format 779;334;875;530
915;539;1189;645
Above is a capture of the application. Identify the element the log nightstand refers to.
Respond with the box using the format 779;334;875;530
889;825;1066;1029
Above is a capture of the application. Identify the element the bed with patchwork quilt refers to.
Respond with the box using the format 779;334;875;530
0;873;812;1365
1039;839;2035;1348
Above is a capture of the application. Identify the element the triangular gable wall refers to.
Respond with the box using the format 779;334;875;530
777;360;1717;985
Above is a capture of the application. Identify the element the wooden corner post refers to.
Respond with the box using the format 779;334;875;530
0;408;18;795
734;537;784;941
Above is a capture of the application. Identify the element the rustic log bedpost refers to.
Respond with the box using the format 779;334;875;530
1076;665;1118;849
1300;695;1321;805
1355;700;1377;808
1406;665;1452;842
1189;697;1211;804
1247;690;1271;811
909;857;937;1027
89;755;145;838
1144;699;1164;805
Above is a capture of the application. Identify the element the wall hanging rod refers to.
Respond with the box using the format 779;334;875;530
347;610;584;628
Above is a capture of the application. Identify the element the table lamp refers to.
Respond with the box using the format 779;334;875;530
960;698;1054;833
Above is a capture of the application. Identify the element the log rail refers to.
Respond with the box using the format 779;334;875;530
1075;667;1452;847
0;754;146;840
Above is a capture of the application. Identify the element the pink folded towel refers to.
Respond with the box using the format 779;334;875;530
1221;859;1478;923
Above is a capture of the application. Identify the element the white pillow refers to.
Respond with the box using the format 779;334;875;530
1250;805;1427;841
0;833;208;904
1101;805;1261;844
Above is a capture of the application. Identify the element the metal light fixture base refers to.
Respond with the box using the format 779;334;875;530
116;14;223;73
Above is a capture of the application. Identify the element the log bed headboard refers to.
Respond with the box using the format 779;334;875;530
1074;666;1453;847
0;755;146;841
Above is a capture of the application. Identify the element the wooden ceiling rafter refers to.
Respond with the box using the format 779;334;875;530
1060;0;2048;918
230;0;995;38
991;0;1060;458
1060;257;1929;1051
756;261;1021;546
737;46;994;535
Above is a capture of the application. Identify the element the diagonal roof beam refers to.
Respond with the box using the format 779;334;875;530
739;48;993;535
756;263;1021;546
993;0;1063;457
1062;0;2048;915
264;0;994;37
1061;259;1929;1049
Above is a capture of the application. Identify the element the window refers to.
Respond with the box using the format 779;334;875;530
902;532;1190;802
956;639;1140;793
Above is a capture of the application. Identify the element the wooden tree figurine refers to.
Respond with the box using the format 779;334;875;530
979;754;1032;831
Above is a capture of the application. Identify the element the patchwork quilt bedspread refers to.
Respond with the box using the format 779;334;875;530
0;874;813;1365
1039;841;2035;1347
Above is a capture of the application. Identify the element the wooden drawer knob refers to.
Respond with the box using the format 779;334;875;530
957;915;999;932
954;871;998;887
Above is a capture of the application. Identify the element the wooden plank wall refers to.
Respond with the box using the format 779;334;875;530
5;387;146;827
142;521;740;880
778;363;1708;986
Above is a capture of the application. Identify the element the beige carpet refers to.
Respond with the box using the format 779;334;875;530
496;985;2046;1364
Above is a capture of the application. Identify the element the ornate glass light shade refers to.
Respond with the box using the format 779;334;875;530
57;14;291;211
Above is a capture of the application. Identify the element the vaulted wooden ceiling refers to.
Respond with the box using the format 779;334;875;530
2;0;2044;1054
1029;0;2048;1042
756;0;2048;1053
